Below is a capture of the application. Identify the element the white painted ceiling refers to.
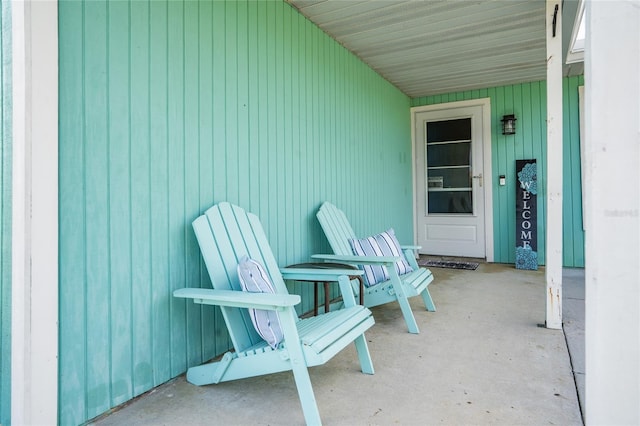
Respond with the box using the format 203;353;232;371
287;0;583;98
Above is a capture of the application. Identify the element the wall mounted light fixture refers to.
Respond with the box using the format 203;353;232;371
501;114;517;135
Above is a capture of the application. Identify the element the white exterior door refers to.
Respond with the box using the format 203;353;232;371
413;100;493;259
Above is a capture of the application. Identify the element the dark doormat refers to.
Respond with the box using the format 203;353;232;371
419;260;479;270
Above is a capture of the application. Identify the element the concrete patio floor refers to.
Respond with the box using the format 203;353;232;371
92;262;584;425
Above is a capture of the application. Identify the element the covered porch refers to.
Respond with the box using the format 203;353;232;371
5;0;637;424
91;262;585;425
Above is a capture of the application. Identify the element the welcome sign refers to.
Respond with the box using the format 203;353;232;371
515;159;538;270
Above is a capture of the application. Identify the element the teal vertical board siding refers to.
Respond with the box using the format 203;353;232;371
129;0;154;397
58;1;85;422
562;76;585;267
58;1;411;423
412;78;585;267
0;2;11;424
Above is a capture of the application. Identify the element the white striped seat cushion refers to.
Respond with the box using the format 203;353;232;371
237;256;284;349
349;228;414;287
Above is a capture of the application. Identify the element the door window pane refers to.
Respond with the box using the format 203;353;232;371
426;118;471;142
426;118;473;214
427;168;471;189
426;142;471;167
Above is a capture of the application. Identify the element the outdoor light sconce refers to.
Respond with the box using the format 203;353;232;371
501;114;517;135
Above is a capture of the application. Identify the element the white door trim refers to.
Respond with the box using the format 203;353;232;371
411;98;494;262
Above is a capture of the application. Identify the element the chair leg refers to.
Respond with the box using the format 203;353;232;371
185;352;235;386
353;334;374;374
421;287;436;312
290;361;322;426
279;309;323;425
397;293;420;334
389;273;420;334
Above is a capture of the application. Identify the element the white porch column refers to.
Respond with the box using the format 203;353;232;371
11;1;59;424
545;0;563;329
584;1;640;423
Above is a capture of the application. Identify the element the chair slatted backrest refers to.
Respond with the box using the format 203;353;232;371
317;202;358;256
192;202;292;353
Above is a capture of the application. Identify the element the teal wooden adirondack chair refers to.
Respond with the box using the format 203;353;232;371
174;202;375;425
314;202;436;334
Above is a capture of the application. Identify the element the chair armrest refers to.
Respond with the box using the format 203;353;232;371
311;253;400;266
173;288;300;311
280;267;363;282
400;246;421;270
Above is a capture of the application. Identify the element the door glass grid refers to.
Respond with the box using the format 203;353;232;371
426;118;473;214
